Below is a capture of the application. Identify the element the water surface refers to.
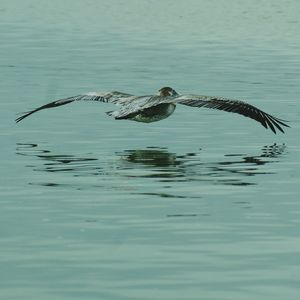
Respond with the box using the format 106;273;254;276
1;1;300;299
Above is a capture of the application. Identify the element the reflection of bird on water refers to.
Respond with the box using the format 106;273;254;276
16;87;289;134
261;143;286;157
16;143;286;186
119;148;178;167
224;143;286;165
120;144;287;184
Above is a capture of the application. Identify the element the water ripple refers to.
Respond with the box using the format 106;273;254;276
16;143;286;189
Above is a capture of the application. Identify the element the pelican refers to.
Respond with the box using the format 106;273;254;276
16;87;289;134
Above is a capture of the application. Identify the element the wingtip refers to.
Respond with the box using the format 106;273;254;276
15;116;22;123
15;112;30;123
15;117;23;123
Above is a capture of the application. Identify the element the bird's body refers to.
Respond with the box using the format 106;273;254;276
127;103;176;123
16;87;289;134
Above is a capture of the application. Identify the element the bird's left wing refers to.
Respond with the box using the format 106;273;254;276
174;94;289;134
15;91;134;123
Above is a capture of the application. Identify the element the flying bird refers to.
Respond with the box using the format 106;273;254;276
15;87;289;134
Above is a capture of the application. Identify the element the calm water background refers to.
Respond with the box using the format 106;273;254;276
1;0;300;299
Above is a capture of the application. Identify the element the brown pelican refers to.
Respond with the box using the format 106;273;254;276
16;87;289;134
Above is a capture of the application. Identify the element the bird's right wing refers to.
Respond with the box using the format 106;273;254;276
15;91;134;123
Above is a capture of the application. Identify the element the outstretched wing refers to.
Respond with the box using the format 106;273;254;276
175;94;289;134
15;91;134;123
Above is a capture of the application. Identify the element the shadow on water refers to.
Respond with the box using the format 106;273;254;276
16;143;287;188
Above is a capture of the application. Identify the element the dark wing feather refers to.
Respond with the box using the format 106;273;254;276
175;95;289;134
15;91;134;123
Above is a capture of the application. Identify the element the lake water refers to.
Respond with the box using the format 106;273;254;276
1;0;300;299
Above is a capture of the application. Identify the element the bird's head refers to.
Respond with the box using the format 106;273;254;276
159;87;178;97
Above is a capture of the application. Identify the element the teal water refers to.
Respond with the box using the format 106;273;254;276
1;1;300;299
